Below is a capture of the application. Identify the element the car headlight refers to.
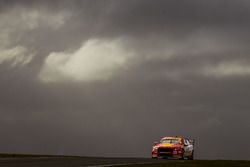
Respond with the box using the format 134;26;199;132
152;147;158;151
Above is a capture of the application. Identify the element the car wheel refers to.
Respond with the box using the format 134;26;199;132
179;149;185;160
188;152;194;160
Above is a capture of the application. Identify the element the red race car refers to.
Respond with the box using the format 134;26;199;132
152;136;194;160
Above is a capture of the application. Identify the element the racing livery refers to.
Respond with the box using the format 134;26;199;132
152;136;194;160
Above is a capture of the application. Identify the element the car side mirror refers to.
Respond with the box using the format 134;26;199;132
189;139;195;145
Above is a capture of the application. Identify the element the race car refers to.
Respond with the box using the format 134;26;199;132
152;136;194;160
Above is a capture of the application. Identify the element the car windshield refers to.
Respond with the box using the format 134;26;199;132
161;139;181;144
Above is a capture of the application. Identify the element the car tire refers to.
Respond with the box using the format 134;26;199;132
179;149;185;160
188;151;194;160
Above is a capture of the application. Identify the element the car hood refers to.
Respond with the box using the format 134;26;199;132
156;143;182;148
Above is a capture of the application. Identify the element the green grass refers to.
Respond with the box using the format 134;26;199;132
123;160;250;167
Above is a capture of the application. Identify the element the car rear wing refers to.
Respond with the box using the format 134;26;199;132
189;139;195;145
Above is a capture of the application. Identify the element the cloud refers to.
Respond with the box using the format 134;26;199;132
0;5;70;67
1;0;250;160
0;46;33;67
39;39;133;82
0;6;69;31
202;61;250;77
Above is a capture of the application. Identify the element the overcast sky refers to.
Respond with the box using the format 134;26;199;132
1;0;250;160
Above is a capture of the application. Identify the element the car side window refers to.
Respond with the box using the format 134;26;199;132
184;139;189;146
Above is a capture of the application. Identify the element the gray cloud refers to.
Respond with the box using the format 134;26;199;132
1;0;250;160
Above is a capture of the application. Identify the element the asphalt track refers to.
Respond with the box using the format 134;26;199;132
0;157;162;167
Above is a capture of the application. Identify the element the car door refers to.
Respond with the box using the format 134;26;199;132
183;139;193;156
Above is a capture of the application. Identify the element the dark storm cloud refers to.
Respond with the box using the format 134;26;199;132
95;0;250;38
1;0;250;160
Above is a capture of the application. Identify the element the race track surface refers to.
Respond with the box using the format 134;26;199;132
1;157;249;167
0;157;160;167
